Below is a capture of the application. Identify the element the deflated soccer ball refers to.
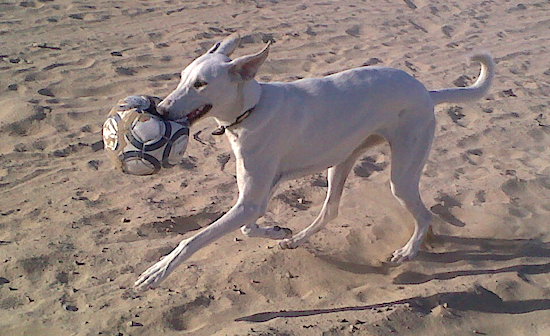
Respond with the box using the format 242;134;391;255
102;95;189;176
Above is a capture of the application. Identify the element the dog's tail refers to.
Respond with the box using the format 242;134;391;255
429;52;495;105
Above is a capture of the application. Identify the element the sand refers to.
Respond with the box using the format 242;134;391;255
1;0;549;335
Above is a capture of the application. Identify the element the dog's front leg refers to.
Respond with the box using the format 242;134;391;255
134;159;277;290
134;199;266;290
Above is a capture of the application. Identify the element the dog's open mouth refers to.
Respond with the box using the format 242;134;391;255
186;104;212;124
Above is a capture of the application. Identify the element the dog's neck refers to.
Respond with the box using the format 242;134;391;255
214;80;261;126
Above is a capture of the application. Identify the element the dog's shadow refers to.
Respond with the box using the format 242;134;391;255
311;234;550;285
396;235;550;284
236;235;550;323
236;285;550;323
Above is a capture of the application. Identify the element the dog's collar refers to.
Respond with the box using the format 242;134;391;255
211;106;255;135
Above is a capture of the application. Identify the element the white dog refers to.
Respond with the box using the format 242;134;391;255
134;35;494;290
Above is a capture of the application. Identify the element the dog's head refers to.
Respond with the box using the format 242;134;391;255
158;34;270;123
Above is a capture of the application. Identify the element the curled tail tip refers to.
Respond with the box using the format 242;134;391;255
430;51;494;105
468;51;495;67
466;50;495;94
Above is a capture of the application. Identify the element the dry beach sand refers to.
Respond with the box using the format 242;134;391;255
1;0;550;335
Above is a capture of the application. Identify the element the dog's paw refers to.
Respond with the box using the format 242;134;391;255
390;245;418;264
273;225;293;239
134;258;171;291
279;239;296;249
279;237;304;249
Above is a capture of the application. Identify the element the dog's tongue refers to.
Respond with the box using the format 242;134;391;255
186;105;212;124
187;109;201;121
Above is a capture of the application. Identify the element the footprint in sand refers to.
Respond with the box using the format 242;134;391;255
19;255;50;281
7;104;50;136
473;190;486;206
138;212;223;238
19;1;38;8
499;177;550;217
353;155;387;178
453;75;473;87
362;58;382;66
164;296;212;331
345;25;361;37
462;148;483;166
115;67;137;76
38;88;55;97
441;25;454;38
275;189;311;211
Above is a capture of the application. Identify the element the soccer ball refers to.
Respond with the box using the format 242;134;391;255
102;95;189;176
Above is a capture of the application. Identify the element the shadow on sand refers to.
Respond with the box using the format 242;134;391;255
237;235;550;323
395;235;550;284
236;285;550;323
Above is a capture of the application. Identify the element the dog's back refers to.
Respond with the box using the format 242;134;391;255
249;66;431;175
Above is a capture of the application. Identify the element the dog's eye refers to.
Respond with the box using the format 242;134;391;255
193;80;208;89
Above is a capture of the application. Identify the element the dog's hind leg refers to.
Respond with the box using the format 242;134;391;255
280;135;384;249
387;114;435;263
278;161;353;249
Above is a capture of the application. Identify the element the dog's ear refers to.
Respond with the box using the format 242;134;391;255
228;42;270;81
208;33;241;57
